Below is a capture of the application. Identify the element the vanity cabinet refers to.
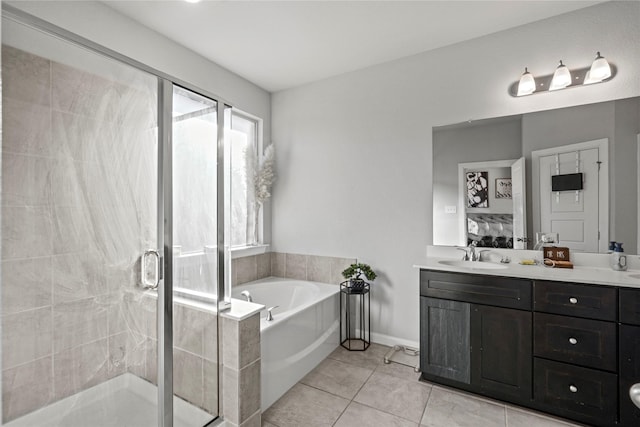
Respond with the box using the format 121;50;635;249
419;270;532;405
419;269;631;427
619;288;640;427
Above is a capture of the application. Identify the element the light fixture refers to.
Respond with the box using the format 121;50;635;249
517;68;536;96
584;51;612;84
549;61;571;91
509;52;616;97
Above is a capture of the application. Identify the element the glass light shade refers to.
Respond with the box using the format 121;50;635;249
549;61;572;91
517;68;536;96
584;52;611;84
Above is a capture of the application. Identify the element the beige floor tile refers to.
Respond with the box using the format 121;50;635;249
354;371;431;423
375;360;422;382
506;406;582;427
262;383;349;427
335;402;418;427
301;358;373;399
420;386;505;427
328;342;390;370
261;421;278;427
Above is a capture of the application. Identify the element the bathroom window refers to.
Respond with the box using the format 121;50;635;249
230;110;262;247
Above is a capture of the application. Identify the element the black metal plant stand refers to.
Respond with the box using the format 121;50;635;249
340;280;370;351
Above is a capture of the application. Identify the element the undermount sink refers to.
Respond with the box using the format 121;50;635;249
438;260;508;270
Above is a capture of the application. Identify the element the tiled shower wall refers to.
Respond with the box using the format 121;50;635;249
0;45;164;422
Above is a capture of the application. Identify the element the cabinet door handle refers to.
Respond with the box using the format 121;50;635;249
569;297;578;304
569;337;578;345
569;385;578;393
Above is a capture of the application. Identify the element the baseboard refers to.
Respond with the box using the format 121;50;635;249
369;331;419;350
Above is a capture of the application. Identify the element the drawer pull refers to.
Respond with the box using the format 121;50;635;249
569;297;578;304
569;385;578;393
569;337;578;345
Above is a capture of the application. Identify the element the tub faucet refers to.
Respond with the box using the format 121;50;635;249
266;306;279;321
240;290;252;303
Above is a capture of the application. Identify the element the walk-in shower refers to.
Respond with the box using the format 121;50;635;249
1;6;230;426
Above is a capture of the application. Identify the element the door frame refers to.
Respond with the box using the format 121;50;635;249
531;138;609;253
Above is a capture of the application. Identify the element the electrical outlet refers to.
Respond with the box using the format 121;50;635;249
445;205;457;214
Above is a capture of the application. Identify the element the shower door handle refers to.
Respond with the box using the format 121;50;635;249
141;249;161;289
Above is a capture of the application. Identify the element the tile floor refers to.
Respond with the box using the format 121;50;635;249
262;343;583;427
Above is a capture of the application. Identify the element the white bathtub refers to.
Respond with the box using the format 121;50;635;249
232;278;340;410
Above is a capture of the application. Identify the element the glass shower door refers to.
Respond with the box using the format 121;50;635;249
1;15;162;426
170;85;220;426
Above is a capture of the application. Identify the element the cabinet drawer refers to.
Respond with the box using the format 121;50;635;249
534;358;617;426
620;288;640;326
420;270;531;310
534;313;616;371
534;281;616;321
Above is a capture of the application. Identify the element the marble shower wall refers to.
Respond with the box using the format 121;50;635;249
0;45;160;422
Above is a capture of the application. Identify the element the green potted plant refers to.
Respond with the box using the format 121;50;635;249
341;262;377;292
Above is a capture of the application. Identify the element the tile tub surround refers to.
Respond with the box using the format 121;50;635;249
262;343;583;427
232;252;356;286
222;311;262;427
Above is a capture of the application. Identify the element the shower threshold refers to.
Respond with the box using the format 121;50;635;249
4;373;215;427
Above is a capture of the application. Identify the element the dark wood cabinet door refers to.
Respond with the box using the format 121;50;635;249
620;288;640;326
420;297;470;384
620;324;640;427
470;305;532;403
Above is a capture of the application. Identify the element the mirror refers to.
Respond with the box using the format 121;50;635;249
433;96;640;254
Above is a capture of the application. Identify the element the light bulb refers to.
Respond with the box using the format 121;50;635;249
584;52;611;84
549;61;571;91
517;68;536;96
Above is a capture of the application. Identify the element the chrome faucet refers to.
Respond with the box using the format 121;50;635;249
265;306;279;321
457;242;479;261
240;290;252;303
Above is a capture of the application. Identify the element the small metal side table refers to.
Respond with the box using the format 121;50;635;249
340;280;370;351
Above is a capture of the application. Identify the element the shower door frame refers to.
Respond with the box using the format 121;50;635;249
1;5;231;427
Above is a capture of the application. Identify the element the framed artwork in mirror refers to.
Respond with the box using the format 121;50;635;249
466;171;489;208
495;178;512;199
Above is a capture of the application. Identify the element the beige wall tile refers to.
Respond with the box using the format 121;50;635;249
52;253;106;304
270;252;285;278
173;303;204;355
236;255;257;285
108;332;128;378
285;253;307;280
1;257;52;315
203;358;219;416
53;297;108;353
238;313;260;369
238;359;261;423
2;45;51;107
2;356;53;423
331;257;357;286
2;98;52;157
1;153;52;207
53;339;109;400
222;365;240;425
2;206;53;260
307;255;332;284
2;307;53;370
222;316;239;370
239;410;261;427
174;348;204;407
256;253;271;279
50;206;92;255
203;311;218;362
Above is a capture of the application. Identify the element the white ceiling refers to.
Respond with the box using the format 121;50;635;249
103;0;602;92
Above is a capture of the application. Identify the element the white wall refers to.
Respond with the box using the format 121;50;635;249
271;1;640;345
6;0;274;243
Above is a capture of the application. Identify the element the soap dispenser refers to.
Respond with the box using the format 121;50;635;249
611;242;628;271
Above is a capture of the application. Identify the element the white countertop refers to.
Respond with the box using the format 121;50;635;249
416;246;640;289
